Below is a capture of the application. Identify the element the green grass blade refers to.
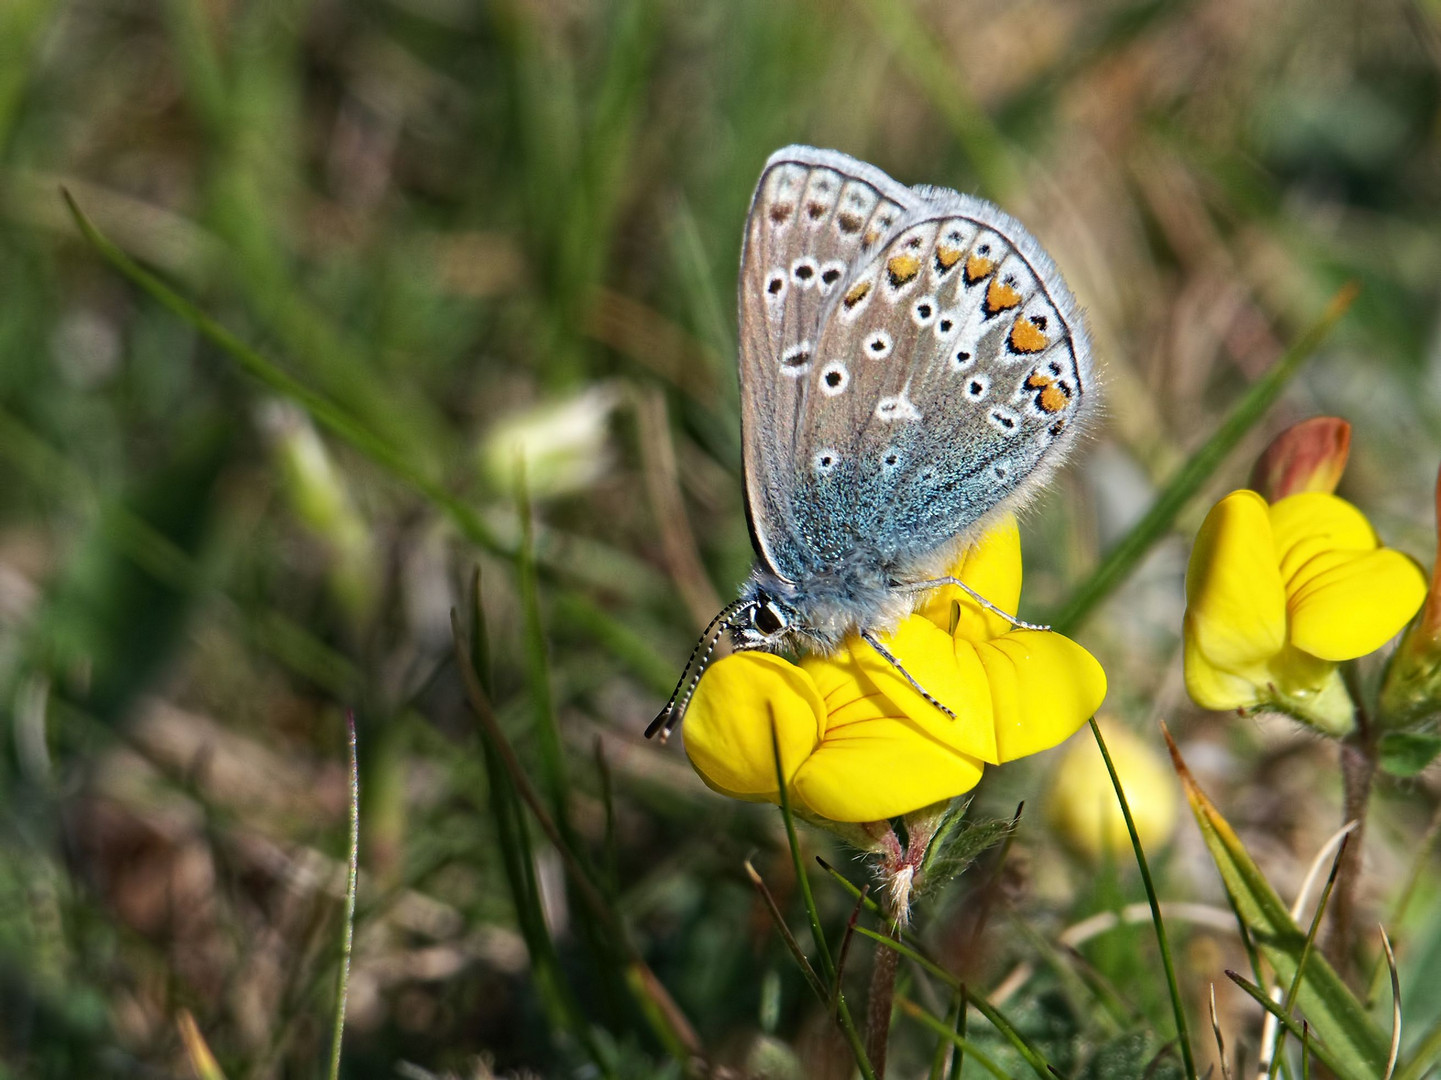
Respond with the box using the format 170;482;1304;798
1091;718;1198;1080
62;189;505;555
452;599;701;1065
1227;971;1350;1080
769;723;876;1080
852;927;1058;1080
745;860;828;1003
897;997;1011;1080
1052;282;1358;635
1167;729;1389;1080
325;713;360;1080
514;474;573;834
1267;837;1348;1079
1395;1015;1441;1080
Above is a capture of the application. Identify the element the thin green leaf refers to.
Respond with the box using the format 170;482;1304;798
1381;927;1400;1080
1052;282;1358;634
452;599;700;1066
1092;719;1198;1080
928;987;965;1080
767;722;877;1080
1395;1014;1441;1080
1268;835;1349;1079
514;470;573;836
326;713;360;1080
897;997;1011;1080
852;927;1058;1079
745;859;828;1004
62;190;505;555
1167;729;1390;1080
1226;971;1350;1080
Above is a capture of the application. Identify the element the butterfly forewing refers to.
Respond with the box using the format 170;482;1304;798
738;147;915;580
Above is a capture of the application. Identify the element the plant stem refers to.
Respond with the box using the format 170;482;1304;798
1329;734;1376;984
866;923;900;1078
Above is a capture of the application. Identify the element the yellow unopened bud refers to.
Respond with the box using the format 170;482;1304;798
1047;720;1178;861
1250;416;1351;501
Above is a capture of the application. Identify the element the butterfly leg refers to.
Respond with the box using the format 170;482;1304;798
897;578;1050;632
861;631;957;719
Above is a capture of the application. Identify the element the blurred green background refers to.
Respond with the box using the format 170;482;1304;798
3;0;1441;1076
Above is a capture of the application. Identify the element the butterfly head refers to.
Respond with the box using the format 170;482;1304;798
730;591;798;650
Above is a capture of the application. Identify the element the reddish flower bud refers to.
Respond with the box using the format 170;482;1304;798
1250;417;1351;501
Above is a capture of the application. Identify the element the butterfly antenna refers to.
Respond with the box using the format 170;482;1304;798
645;600;749;742
862;631;957;720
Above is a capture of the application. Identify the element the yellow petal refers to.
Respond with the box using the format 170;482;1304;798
1185;491;1287;671
792;719;985;822
1183;611;1264;710
917;515;1023;641
973;630;1107;762
804;616;999;764
1287;548;1426;660
1269;492;1378;589
683;652;824;802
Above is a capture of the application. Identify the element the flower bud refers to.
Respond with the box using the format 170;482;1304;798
480;386;619;499
1046;719;1178;861
1249;416;1350;501
259;401;378;617
1379;465;1441;730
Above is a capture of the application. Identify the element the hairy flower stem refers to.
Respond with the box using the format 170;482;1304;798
865;819;933;1077
1329;732;1376;983
866;926;900;1078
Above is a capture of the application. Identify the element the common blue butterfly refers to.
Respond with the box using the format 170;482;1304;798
648;146;1095;739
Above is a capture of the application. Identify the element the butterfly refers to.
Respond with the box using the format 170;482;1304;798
647;146;1095;740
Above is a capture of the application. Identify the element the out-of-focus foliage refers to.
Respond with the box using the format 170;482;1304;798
2;0;1441;1076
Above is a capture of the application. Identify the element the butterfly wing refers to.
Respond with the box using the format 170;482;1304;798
737;146;916;581
789;186;1095;576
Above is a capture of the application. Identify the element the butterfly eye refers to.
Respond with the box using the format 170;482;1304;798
754;602;787;635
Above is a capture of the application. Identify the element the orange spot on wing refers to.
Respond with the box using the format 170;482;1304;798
843;280;872;308
985;279;1022;315
1039;384;1069;413
886;253;921;286
864;229;880;246
935;245;963;270
964;254;995;284
1026;372;1053;389
1009;317;1049;353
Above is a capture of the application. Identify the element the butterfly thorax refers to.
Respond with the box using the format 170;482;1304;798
733;556;915;655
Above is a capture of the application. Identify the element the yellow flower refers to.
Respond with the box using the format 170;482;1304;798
1184;489;1426;733
682;518;1108;823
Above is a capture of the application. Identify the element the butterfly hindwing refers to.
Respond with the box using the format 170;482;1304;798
789;188;1093;575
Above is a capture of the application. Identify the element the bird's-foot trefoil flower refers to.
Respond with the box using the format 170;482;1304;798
1184;480;1426;735
681;516;1107;825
